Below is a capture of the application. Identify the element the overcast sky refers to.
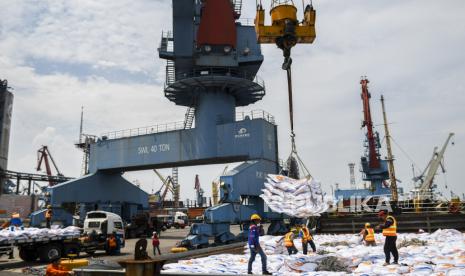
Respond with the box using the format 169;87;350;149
0;0;464;202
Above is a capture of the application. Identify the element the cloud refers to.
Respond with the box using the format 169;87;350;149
0;0;464;201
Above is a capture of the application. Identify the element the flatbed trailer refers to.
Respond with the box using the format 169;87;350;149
0;234;113;263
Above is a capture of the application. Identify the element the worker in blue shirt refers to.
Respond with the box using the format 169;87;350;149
247;214;271;275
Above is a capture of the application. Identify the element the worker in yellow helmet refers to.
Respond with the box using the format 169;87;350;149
247;214;271;275
360;223;376;246
283;228;298;255
376;210;398;265
299;224;316;254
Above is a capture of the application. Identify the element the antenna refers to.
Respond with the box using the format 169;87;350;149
79;106;84;144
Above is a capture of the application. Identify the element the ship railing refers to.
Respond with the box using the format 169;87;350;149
101;121;185;140
236;109;275;124
167;67;264;88
236;18;255;26
100;109;275;140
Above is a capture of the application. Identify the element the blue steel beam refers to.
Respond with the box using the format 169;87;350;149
89;118;277;173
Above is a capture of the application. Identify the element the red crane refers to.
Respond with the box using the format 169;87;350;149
360;78;380;169
36;146;63;186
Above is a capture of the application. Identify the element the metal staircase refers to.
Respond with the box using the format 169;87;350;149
166;60;175;86
232;0;242;18
183;107;195;129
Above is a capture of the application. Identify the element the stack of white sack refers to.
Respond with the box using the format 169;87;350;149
260;174;329;218
164;229;465;275
0;226;81;242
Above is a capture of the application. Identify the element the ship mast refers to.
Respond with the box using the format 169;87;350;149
381;95;398;202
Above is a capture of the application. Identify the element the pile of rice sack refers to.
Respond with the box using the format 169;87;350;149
163;229;465;275
260;174;329;217
0;226;80;242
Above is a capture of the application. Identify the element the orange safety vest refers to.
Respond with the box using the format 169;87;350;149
45;210;52;219
108;237;117;249
301;227;313;242
382;215;397;237
46;264;71;276
284;232;294;247
365;228;375;241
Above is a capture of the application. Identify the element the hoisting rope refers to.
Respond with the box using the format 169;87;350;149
281;59;312;179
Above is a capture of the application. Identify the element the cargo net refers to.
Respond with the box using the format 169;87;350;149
280;135;311;180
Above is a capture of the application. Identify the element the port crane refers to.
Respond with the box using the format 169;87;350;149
153;169;177;209
413;133;455;199
36;146;64;186
194;174;205;207
255;0;316;178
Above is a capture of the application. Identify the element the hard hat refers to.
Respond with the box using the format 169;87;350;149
365;223;371;228
250;214;261;221
153;231;157;235
47;205;52;209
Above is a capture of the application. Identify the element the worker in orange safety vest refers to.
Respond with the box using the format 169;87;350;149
360;222;376;246
283;229;298;255
299;224;316;254
46;257;73;276
106;231;120;255
376;210;398;265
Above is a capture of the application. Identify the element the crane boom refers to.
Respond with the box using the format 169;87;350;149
361;78;380;168
36;146;63;186
418;133;454;197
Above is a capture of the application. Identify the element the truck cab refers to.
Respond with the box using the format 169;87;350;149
83;211;125;246
173;212;188;229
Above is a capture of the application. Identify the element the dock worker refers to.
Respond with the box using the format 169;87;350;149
376;210;399;265
46;257;73;276
45;205;53;229
247;214;271;275
152;231;161;255
360;223;376;246
284;229;298;255
106;231;120;255
2;212;23;229
299;224;316;254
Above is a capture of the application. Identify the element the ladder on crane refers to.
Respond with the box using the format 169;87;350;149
231;0;242;18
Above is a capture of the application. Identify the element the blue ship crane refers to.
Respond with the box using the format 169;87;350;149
335;78;390;200
32;0;287;245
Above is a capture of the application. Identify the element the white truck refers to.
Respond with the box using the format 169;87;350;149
173;212;188;229
0;211;125;262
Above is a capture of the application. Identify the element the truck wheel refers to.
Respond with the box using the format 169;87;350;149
19;248;38;262
175;224;179;229
39;244;62;263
